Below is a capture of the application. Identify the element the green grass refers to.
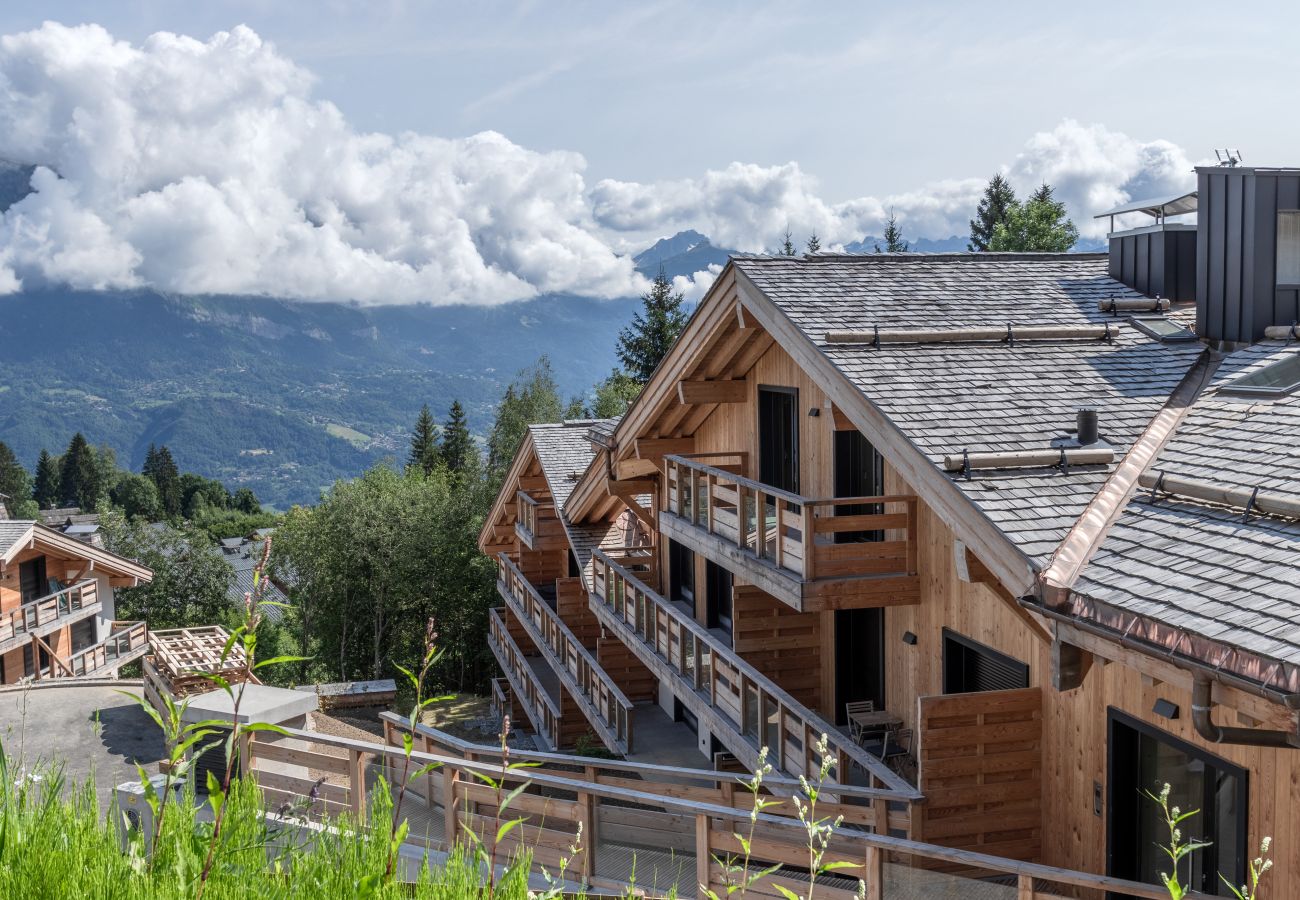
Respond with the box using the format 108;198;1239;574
324;423;372;447
0;754;552;900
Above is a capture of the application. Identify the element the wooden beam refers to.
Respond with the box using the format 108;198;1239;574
1051;638;1093;692
959;545;1052;646
607;479;655;528
634;437;695;459
614;458;659;480
829;404;856;431
736;302;756;329
677;379;747;405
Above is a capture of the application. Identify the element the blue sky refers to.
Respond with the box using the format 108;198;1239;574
0;2;1292;304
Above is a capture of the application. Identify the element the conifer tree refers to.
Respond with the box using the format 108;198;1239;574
59;432;100;510
441;400;476;475
143;444;182;518
0;442;31;513
780;228;797;256
408;404;442;476
616;268;688;383
805;232;822;254
988;183;1079;253
875;210;909;252
33;449;59;509
968;174;1017;251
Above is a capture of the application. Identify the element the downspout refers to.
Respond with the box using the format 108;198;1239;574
1191;677;1300;749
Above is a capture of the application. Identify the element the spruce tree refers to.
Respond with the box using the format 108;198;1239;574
780;228;797;256
0;442;31;513
33;450;59;509
59;432;100;510
441;400;476;475
616;268;688;383
805;232;822;254
409;404;442;476
968;174;1017;251
144;444;182;518
875;210;909;253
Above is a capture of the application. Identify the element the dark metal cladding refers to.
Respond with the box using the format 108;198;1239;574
1196;165;1300;345
1107;225;1197;302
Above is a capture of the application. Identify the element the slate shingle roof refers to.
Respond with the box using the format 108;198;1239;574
734;254;1204;564
530;420;647;588
1075;340;1300;677
0;520;34;560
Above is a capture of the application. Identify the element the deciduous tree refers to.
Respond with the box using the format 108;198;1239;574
988;183;1079;252
486;357;564;481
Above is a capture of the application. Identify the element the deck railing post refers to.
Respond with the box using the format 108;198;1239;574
1017;873;1036;899
695;813;711;897
755;490;766;558
443;768;459;850
349;749;368;821
864;845;883;900
802;504;816;580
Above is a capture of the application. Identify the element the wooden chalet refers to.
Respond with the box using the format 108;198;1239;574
477;162;1300;896
0;520;152;683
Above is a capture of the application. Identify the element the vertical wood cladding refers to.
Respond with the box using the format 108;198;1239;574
1197;166;1300;343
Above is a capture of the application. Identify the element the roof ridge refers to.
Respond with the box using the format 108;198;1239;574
731;251;1108;262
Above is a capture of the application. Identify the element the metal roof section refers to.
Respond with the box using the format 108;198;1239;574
1094;191;1198;220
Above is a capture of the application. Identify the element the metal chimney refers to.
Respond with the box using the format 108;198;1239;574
1076;408;1099;446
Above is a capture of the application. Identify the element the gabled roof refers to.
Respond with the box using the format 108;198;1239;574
733;253;1204;566
0;521;153;581
1069;341;1300;692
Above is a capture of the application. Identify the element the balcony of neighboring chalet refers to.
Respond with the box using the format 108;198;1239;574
32;620;149;681
0;579;102;655
659;453;920;613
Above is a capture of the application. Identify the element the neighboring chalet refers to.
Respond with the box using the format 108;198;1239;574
479;162;1300;895
0;520;152;683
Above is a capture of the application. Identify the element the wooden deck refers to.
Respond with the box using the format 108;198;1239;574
239;717;1168;900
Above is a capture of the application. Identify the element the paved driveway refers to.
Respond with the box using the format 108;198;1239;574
0;682;167;807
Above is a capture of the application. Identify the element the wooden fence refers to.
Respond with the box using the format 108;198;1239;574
0;579;99;652
239;716;1170;900
915;687;1043;863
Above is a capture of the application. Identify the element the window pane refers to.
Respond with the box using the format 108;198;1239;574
1278;211;1300;283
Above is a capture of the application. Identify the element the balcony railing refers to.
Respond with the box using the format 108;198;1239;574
0;579;100;652
591;548;917;795
497;553;634;754
663;453;919;610
487;607;562;751
35;620;148;680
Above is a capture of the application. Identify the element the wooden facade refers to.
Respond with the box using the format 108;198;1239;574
0;523;151;684
479;263;1300;894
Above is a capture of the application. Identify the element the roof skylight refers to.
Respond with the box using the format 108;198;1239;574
1128;316;1196;342
1220;353;1300;397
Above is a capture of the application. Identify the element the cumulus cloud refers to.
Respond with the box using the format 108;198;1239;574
0;23;642;304
0;22;1199;304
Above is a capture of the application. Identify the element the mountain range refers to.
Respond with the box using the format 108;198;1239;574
0;163;1104;507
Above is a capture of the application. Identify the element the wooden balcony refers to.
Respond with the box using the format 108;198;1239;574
0;579;101;654
34;620;148;680
590;548;917;796
487;607;562;750
662;454;921;612
514;491;565;550
496;553;635;754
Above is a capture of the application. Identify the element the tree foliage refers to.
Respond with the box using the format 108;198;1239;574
110;473;161;521
486;357;564;481
588;369;643;418
408;404;442;476
875;210;909;252
780;228;797;256
988;183;1079;252
32;449;59;510
59;432;101;510
143;444;182;517
805;232;821;254
616;268;688;383
101;510;234;629
968;173;1017;251
441;400;476;476
0;442;33;516
273;464;496;690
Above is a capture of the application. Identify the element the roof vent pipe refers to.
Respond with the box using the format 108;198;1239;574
1191;677;1300;748
1076;408;1099;446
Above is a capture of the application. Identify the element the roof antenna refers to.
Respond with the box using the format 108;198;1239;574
1214;149;1243;167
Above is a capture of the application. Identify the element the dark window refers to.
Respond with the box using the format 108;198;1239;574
567;550;580;579
674;696;698;734
942;629;1029;693
705;560;733;637
71;617;97;653
18;556;47;603
668;539;695;607
758;387;799;494
833;430;884;543
1108;709;1246;896
835;608;885;723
